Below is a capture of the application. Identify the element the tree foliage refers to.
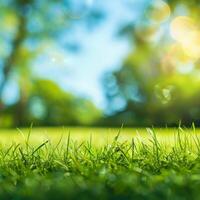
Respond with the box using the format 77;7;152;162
103;0;200;126
0;0;103;127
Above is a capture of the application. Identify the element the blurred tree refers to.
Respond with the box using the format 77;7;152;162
6;79;101;127
0;0;103;127
103;0;200;126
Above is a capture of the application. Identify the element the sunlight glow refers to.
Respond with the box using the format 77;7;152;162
170;16;196;42
161;44;194;74
139;0;171;42
170;16;200;60
150;0;171;23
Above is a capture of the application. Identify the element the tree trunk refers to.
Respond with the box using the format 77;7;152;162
0;14;27;109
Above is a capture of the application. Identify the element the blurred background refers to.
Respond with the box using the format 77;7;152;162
0;0;200;128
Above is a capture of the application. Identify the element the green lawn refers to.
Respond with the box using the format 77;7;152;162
0;126;198;145
0;127;199;199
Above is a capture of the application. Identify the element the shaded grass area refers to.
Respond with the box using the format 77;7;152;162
0;127;200;199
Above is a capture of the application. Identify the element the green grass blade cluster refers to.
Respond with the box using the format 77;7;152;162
0;128;200;199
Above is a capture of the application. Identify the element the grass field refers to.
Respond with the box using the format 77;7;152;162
0;126;198;145
0;127;200;199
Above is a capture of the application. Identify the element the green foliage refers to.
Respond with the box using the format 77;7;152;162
104;0;200;126
0;128;199;199
6;79;101;127
0;0;103;127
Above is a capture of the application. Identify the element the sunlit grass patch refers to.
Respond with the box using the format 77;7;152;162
0;126;199;147
0;127;199;199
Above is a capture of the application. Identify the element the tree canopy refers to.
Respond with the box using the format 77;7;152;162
0;0;103;127
103;0;200;126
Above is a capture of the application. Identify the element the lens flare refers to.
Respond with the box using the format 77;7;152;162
182;31;200;60
150;0;171;23
51;53;69;66
170;16;196;42
170;16;200;60
155;85;174;104
161;44;193;73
